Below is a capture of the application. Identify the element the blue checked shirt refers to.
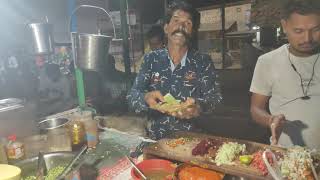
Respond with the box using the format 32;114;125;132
127;48;222;140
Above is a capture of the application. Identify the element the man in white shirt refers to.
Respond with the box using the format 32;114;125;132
250;0;320;149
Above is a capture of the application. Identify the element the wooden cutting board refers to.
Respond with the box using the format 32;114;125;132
143;131;285;180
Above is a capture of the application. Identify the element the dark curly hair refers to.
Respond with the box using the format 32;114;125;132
281;0;320;20
165;0;200;31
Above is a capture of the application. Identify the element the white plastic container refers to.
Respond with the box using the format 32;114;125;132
0;164;21;180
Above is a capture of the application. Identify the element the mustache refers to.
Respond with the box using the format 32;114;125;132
171;29;190;39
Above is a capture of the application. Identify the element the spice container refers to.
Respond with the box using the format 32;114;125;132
6;135;25;164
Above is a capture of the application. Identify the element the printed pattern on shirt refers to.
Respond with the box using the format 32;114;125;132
127;48;222;140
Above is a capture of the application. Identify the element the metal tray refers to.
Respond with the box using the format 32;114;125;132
0;98;24;112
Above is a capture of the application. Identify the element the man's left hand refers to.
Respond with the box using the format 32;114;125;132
170;98;201;119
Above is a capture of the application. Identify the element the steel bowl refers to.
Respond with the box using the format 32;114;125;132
38;118;70;130
15;152;74;178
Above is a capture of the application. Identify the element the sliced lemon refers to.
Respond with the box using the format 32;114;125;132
239;155;253;165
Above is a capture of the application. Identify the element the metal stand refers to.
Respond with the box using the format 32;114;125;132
75;69;86;108
68;5;117;110
68;0;86;108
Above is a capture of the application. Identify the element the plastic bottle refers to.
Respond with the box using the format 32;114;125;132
82;119;98;148
68;120;86;151
6;135;25;164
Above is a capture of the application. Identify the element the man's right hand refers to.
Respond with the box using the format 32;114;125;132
144;90;164;107
270;114;287;146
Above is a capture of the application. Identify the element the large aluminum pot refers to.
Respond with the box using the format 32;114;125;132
72;32;112;71
28;23;54;54
69;5;117;72
15;152;74;178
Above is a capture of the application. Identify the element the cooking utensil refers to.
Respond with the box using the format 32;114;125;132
36;152;47;180
69;5;117;72
28;22;54;55
262;149;282;180
126;155;147;180
0;98;24;112
56;145;88;180
38;118;72;152
15;152;74;179
131;159;177;180
71;33;112;72
38;118;70;130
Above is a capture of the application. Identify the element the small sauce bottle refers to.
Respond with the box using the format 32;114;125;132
6;135;25;164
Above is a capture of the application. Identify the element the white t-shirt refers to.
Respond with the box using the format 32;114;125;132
250;44;320;149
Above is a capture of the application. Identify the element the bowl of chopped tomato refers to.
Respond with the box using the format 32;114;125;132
131;159;176;180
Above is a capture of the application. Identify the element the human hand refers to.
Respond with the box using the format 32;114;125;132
269;114;287;146
170;98;201;119
144;91;164;107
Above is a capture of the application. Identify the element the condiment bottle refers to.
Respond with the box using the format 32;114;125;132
68;120;86;151
5;135;25;164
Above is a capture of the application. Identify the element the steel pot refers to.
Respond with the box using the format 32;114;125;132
69;5;117;72
28;23;54;55
38;118;72;151
38;117;70;131
72;32;112;71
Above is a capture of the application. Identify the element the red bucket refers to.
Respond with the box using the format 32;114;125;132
131;159;176;180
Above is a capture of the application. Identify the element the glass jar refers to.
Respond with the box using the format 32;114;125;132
72;111;98;148
82;120;98;148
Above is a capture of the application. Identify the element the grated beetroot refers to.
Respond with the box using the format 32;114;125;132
192;139;217;156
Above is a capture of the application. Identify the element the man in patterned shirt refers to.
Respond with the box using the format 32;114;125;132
127;0;222;140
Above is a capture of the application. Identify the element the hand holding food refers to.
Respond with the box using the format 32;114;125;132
144;90;165;107
170;98;201;119
150;93;200;119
